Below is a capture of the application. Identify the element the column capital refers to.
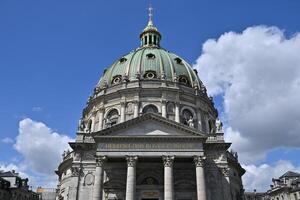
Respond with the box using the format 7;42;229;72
126;156;138;167
220;167;230;177
95;156;107;167
193;156;206;167
162;155;174;167
120;101;126;106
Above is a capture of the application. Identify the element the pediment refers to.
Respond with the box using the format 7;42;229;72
92;113;206;138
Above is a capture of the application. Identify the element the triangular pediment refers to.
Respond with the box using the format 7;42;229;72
92;113;207;138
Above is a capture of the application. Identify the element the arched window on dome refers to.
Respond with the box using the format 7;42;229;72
179;75;191;86
142;104;158;114
105;109;119;128
181;109;194;127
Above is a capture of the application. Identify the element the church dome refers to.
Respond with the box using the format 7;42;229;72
81;7;217;135
95;9;203;91
97;47;202;89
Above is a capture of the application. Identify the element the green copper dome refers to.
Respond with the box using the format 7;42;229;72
96;9;203;91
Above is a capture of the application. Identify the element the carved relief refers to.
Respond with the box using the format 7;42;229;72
84;173;95;186
83;152;95;160
126;102;133;113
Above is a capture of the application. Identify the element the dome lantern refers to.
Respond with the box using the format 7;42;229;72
140;5;161;47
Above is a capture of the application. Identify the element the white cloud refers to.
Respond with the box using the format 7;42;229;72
194;26;300;163
1;137;14;144
242;160;300;192
14;118;72;174
1;118;74;188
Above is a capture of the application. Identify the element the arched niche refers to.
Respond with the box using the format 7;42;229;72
142;104;158;114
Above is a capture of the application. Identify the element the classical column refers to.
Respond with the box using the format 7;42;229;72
194;156;207;200
163;156;174;200
120;102;126;123
125;156;138;200
175;103;180;123
133;101;139;118
98;108;104;131
93;156;106;200
161;100;167;118
221;167;232;200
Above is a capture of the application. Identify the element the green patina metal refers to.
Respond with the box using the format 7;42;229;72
97;9;201;89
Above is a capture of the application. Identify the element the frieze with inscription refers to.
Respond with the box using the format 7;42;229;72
98;141;202;151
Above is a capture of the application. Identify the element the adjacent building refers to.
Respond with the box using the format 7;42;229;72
55;7;245;200
0;170;39;200
268;171;300;200
37;187;57;200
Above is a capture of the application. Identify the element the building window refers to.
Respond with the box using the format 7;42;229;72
174;57;183;64
111;75;122;85
105;109;119;127
181;109;194;126
119;57;127;63
142;105;158;113
144;70;157;79
146;53;156;59
179;75;190;86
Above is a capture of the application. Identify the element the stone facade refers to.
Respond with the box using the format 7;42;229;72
55;8;245;200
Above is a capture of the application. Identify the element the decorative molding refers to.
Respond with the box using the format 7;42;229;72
126;156;138;167
71;166;80;176
193;156;206;167
95;156;107;167
162;155;174;167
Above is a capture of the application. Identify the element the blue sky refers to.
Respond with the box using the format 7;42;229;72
1;0;300;191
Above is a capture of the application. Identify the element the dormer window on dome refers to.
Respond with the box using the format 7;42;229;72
179;75;190;86
174;57;183;65
146;53;156;59
119;57;127;64
144;70;157;79
111;75;122;85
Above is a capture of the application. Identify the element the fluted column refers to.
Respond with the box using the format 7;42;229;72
133;101;139;118
93;156;106;200
163;156;174;200
175;103;180;123
98;108;104;131
221;167;232;200
194;156;207;200
161;100;167;118
125;156;138;200
120;102;126;123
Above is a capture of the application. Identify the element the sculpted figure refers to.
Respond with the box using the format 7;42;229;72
105;118;112;128
78;119;85;132
187;116;194;128
215;118;223;133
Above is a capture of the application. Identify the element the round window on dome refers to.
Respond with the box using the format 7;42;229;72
144;70;157;79
179;75;190;86
111;75;122;85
